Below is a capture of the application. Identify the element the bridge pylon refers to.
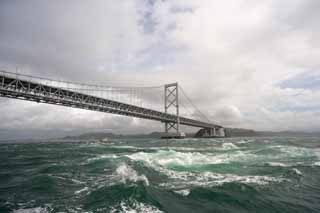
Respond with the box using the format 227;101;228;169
162;83;185;139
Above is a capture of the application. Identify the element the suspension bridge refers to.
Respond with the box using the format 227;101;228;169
0;70;225;138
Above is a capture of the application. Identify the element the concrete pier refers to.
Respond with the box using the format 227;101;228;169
194;127;226;138
161;132;186;139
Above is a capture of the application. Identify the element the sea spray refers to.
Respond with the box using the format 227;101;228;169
113;163;149;186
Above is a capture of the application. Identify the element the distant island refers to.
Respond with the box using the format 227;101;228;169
62;128;320;140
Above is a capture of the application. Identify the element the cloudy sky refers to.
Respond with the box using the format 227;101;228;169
0;0;320;139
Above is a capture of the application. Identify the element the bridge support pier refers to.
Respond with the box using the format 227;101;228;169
194;127;225;138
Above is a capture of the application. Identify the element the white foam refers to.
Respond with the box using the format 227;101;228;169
13;207;48;213
109;145;138;149
127;149;285;189
127;149;258;173
74;186;89;194
131;156;286;189
79;142;107;148
163;147;206;152
292;168;302;176
127;150;235;168
86;154;117;163
314;148;320;160
126;149;260;179
236;139;254;144
174;189;191;196
221;143;239;150
267;162;290;167
193;172;279;185
236;140;248;144
110;200;163;213
200;173;284;185
113;163;149;186
313;162;320;166
71;178;85;184
160;171;285;189
277;146;316;158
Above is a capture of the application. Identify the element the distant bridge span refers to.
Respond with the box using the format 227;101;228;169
0;71;225;138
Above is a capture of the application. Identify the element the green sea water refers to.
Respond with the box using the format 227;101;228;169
1;137;320;212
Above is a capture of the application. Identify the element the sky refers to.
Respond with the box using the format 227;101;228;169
0;0;320;139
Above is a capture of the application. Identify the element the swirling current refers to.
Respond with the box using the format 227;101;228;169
1;137;320;212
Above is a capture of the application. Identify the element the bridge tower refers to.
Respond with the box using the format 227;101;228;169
163;83;185;139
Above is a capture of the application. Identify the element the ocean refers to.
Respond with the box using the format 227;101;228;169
0;137;320;212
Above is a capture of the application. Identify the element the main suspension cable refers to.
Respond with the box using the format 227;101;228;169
179;86;211;123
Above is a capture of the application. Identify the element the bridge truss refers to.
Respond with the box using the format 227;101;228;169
0;71;225;137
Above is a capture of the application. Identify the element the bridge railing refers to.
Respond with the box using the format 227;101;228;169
0;70;151;107
0;70;81;91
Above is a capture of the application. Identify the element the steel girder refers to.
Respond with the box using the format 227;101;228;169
0;72;222;129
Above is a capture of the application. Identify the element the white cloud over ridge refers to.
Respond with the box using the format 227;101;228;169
0;0;320;138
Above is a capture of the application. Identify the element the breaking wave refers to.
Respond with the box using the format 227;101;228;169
13;207;50;213
110;200;163;213
127;149;286;190
112;163;149;186
174;189;191;196
74;186;89;195
266;162;290;167
159;171;286;189
85;154;118;163
127;149;250;169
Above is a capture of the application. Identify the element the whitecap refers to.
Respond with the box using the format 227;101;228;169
236;140;248;144
163;147;205;152
292;168;302;176
74;186;89;194
126;150;285;188
127;149;252;170
313;148;320;160
174;189;191;196
86;154;118;163
13;207;48;213
160;171;286;189
128;150;225;168
112;163;149;186
200;173;284;186
221;143;239;150
266;162;290;167
109;145;138;149
71;178;85;184
313;162;320;166
110;200;163;213
236;139;254;144
277;146;316;159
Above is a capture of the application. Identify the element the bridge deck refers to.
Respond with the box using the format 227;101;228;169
0;72;222;129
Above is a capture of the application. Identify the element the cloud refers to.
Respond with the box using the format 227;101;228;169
0;0;320;139
212;105;243;126
278;71;320;91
